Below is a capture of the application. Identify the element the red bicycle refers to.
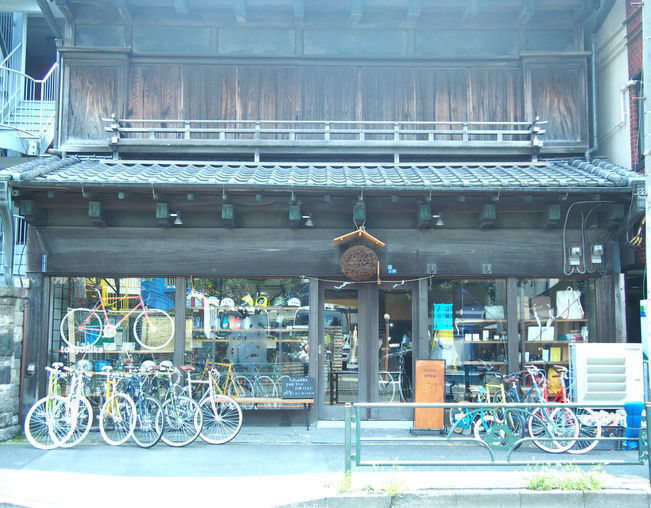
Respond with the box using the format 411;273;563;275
60;288;174;350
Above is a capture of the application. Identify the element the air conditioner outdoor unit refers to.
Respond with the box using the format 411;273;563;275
569;343;643;403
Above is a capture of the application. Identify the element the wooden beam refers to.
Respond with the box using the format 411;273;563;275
351;0;363;25
235;0;247;23
293;0;304;25
463;0;480;24
36;0;63;40
407;0;421;25
115;0;131;22
333;227;385;249
518;0;536;25
53;0;73;21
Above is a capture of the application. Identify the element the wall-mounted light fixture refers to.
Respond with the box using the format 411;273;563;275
543;204;561;228
155;202;170;226
221;203;235;227
353;200;366;223
170;210;183;225
302;213;314;227
88;201;104;225
479;204;496;229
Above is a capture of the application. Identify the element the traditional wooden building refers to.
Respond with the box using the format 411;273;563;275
1;0;645;423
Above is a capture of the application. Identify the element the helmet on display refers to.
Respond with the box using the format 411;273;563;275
241;294;254;306
220;297;235;308
255;295;268;307
140;360;156;372
159;360;173;370
76;359;92;373
273;297;286;307
287;297;301;307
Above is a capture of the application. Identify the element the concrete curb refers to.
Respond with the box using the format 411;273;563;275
283;489;651;508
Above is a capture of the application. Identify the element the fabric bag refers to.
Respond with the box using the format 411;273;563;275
555;287;584;320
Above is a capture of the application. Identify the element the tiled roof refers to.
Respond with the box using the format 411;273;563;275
0;156;642;193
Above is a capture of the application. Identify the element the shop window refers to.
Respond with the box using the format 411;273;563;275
50;277;176;383
185;278;310;394
518;278;595;367
428;279;507;401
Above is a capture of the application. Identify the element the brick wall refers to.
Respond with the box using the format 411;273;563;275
626;0;643;169
0;286;27;441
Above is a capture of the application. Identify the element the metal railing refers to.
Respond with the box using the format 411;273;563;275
0;45;58;137
0;214;27;282
104;117;546;148
344;401;650;482
0;12;13;58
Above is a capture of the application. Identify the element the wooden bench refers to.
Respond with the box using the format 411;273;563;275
236;397;315;430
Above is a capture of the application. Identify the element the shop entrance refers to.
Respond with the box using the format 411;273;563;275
318;283;414;420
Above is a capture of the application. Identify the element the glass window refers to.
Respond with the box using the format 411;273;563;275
428;279;507;401
518;278;595;367
50;277;176;374
184;278;310;398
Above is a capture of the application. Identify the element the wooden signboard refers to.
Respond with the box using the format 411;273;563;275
414;360;445;429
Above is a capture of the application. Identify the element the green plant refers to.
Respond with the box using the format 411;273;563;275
381;476;407;498
337;472;352;494
362;484;376;494
527;464;604;491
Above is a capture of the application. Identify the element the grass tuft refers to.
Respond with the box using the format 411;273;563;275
527;464;604;491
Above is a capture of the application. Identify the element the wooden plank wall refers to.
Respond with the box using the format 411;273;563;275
65;61;583;145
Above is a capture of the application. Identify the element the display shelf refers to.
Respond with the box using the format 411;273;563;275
462;340;507;344
190;338;305;343
463;361;508;366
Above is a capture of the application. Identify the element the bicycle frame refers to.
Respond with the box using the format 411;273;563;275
91;289;147;337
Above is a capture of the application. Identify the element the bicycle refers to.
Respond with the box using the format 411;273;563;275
24;363;74;449
158;364;203;447
97;366;137;446
547;365;601;454
499;364;580;453
57;364;94;448
123;360;165;448
60;287;174;350
182;364;243;444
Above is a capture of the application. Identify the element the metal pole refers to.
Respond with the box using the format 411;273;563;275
646;403;651;486
643;0;651;405
384;313;390;371
344;403;351;474
355;404;361;466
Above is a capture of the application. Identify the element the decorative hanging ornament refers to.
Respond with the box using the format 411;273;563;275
340;244;378;281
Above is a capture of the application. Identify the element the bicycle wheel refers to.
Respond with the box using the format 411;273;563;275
378;371;395;402
199;394;243;445
131;396;164;448
24;395;73;450
161;396;202;447
99;393;137;446
568;407;601;454
133;309;174;350
59;308;102;347
253;375;278;409
449;402;472;434
398;372;413;402
528;407;579;453
227;375;255;409
60;396;93;448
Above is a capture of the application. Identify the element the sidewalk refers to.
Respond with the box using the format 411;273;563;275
0;424;649;507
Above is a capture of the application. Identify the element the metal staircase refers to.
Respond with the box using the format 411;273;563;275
0;44;58;155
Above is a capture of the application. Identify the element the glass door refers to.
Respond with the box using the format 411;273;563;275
320;287;359;419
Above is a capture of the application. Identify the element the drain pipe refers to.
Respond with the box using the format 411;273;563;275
586;33;599;162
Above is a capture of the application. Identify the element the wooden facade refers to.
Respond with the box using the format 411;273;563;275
14;0;639;422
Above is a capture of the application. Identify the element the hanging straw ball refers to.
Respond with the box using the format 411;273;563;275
340;245;378;281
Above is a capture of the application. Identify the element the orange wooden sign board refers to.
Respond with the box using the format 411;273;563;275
414;359;445;429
